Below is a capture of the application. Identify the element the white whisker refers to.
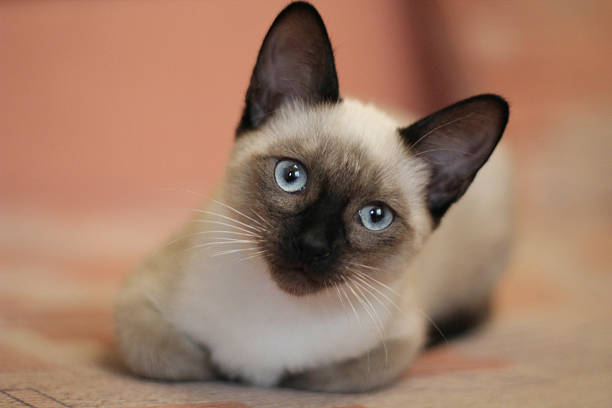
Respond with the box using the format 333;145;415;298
197;210;265;233
347;261;382;273
188;230;260;239
345;279;375;330
348;278;388;364
350;269;403;315
238;249;269;261
339;276;361;326
193;239;260;248
193;219;260;236
351;279;386;334
252;210;273;229
168;228;256;247
210;247;262;257
212;199;271;230
350;272;394;317
185;238;261;253
348;265;402;298
349;265;448;344
334;284;347;314
415;307;449;344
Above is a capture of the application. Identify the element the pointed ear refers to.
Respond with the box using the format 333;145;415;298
236;2;339;135
399;94;509;225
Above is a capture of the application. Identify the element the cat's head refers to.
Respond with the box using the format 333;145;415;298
221;2;508;296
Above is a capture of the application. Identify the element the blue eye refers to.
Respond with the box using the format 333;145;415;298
274;160;307;193
358;203;394;231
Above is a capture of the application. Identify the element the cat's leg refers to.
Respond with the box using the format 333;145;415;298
426;295;492;347
279;335;423;393
114;275;214;381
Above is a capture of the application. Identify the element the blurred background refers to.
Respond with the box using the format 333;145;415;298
1;0;611;406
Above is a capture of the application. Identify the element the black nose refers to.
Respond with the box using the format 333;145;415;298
296;226;332;262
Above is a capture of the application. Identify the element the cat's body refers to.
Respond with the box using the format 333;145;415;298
115;3;511;392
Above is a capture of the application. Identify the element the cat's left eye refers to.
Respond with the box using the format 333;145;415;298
274;159;307;193
358;203;394;231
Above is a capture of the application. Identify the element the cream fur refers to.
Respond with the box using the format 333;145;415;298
115;99;511;390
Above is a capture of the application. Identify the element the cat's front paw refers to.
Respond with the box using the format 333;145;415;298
115;290;215;381
279;337;420;393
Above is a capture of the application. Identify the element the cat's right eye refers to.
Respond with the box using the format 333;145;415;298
274;159;308;193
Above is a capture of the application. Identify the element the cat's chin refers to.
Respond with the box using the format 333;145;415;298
267;264;336;297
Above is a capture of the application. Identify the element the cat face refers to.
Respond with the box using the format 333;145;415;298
226;101;430;295
221;2;508;296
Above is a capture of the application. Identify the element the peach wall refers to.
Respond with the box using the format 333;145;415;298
1;0;611;218
1;0;424;213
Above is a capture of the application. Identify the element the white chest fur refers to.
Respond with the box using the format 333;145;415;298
165;251;404;386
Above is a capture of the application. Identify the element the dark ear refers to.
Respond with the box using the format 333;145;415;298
399;94;509;225
236;2;339;135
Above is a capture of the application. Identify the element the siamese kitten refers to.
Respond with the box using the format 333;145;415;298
115;2;511;392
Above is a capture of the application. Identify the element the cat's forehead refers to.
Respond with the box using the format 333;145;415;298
259;107;394;194
242;100;424;184
274;133;395;199
236;99;412;169
273;99;405;161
